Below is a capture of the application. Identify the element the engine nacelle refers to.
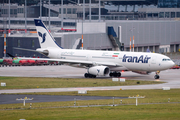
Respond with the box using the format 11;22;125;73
88;66;110;76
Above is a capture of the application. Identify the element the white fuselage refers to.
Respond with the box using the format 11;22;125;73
46;48;174;72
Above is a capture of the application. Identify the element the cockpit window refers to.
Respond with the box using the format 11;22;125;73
162;59;171;61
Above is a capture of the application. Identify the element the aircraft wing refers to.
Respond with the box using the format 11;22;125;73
18;57;122;67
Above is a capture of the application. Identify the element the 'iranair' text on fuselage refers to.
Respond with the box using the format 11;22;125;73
122;54;151;63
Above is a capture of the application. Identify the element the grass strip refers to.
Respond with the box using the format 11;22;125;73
0;104;180;120
1;89;180;119
0;76;164;90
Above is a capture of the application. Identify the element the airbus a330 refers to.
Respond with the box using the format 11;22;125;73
19;19;175;79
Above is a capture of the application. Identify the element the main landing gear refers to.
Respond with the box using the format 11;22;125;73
154;71;160;79
84;73;96;78
109;71;121;77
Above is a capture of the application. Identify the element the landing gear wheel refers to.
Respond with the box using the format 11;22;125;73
154;75;160;79
109;73;113;77
117;72;121;77
84;73;96;78
109;72;121;77
154;71;160;79
84;73;89;78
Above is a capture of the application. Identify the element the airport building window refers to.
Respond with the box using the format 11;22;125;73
153;13;158;18
171;12;175;18
147;13;152;18
177;12;180;17
14;9;17;14
18;40;20;47
159;12;164;18
165;12;169;18
18;8;24;13
63;8;66;14
28;8;35;14
18;8;20;13
72;8;76;14
10;9;13;14
59;8;61;13
2;9;8;14
67;8;71;14
32;40;34;48
158;0;179;8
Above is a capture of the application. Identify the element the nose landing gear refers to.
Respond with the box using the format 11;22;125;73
154;71;160;79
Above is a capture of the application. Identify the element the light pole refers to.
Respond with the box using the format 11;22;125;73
25;0;27;33
89;0;91;22
48;0;50;31
128;95;145;106
16;97;33;106
129;27;135;52
40;0;42;19
8;0;10;36
61;0;63;29
99;0;101;22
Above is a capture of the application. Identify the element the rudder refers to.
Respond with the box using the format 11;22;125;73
34;19;62;49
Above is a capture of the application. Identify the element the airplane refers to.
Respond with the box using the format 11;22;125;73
19;19;175;79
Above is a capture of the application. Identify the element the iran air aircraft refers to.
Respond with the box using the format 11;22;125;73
21;19;175;79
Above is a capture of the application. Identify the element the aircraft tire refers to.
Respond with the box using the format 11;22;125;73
113;72;117;77
109;73;113;77
109;72;121;77
154;75;160;79
84;73;96;78
117;72;121;77
84;73;89;78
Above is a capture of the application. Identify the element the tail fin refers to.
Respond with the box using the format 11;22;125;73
34;19;63;49
146;48;151;53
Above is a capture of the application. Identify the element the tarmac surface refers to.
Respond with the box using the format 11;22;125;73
0;65;180;93
0;94;127;104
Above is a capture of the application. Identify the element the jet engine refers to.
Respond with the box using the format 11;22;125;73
88;66;110;76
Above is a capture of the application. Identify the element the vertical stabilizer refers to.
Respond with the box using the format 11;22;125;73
34;19;62;49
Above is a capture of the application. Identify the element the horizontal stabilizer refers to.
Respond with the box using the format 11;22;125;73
14;47;37;52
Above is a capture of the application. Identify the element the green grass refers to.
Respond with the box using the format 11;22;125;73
0;77;163;90
0;77;178;120
1;89;180;120
0;104;180;120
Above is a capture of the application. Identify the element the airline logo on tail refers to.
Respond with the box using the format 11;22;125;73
38;32;46;43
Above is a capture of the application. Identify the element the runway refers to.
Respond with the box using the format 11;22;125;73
0;65;180;94
0;94;127;104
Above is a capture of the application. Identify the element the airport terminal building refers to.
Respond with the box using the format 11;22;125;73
0;0;180;58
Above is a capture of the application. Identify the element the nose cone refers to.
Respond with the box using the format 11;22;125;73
161;59;175;70
170;61;175;67
166;61;175;69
